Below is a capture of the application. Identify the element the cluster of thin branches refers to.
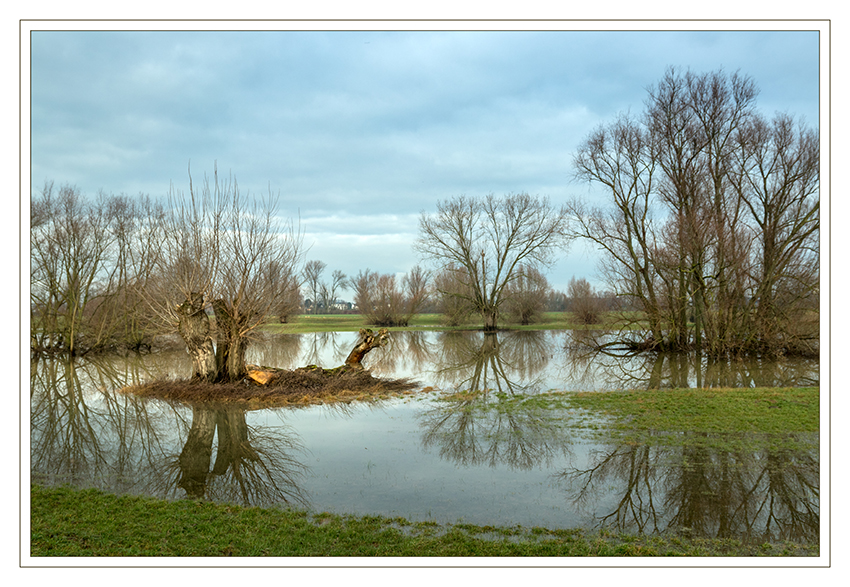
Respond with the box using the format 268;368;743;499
569;67;819;356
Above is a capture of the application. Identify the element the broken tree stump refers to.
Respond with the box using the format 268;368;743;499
344;328;390;369
245;328;391;386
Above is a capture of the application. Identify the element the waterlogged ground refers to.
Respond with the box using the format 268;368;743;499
30;330;819;545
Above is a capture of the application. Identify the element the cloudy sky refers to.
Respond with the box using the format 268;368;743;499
27;23;823;294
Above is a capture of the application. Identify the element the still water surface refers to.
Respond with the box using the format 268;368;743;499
30;330;819;543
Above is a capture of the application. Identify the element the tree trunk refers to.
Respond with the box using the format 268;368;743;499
176;293;217;381
344;328;390;369
482;308;499;332
212;299;249;383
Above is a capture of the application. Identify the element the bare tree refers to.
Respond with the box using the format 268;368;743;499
319;269;348;314
568;113;666;343
88;193;165;350
30;183;138;354
415;193;571;332
150;165;303;381
730;112;820;354
646;67;759;350
567;277;604;326
503;265;551;325
432;264;477;326
570;67;819;356
301;260;327;315
272;263;302;324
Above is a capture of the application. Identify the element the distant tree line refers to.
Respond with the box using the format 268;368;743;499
29;180;595;361
28;177;571;362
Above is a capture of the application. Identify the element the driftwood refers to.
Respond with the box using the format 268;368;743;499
245;328;390;386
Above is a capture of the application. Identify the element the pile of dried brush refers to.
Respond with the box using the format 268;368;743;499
126;368;419;407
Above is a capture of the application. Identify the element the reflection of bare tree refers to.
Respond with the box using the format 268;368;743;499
301;332;346;367
419;393;571;470
558;435;819;543
420;330;569;471
562;333;819;390
31;357;109;486
174;406;309;507
421;332;558;470
433;331;549;393
554;331;608;390
31;355;186;493
497;331;551;382
567;443;663;534
366;330;435;376
759;448;819;543
245;333;303;370
31;355;310;509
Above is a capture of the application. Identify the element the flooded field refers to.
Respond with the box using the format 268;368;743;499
29;330;819;544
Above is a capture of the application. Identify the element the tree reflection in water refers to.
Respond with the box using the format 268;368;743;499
30;355;183;493
420;330;571;470
561;330;819;390
557;436;818;543
433;330;550;394
174;404;308;507
365;330;434;376
244;332;303;371
31;355;310;509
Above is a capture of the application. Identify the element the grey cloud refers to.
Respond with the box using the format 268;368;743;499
29;27;821;290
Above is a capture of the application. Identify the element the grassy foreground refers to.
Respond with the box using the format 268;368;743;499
30;485;816;558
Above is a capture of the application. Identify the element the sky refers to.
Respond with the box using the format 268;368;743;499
27;24;823;295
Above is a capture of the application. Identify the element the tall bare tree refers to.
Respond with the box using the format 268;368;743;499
568;113;666;343
319;269;348;314
646;67;759;350
30;183;141;354
415;193;570;332
730;112;820;354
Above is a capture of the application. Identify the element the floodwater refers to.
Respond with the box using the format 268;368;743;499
29;330;819;544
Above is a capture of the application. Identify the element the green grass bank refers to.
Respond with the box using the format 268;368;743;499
30;484;817;557
263;312;630;334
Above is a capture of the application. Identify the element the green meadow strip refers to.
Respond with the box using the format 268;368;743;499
30;485;817;558
261;312;631;334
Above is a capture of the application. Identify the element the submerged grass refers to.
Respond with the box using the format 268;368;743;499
464;386;819;452
30;485;817;557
